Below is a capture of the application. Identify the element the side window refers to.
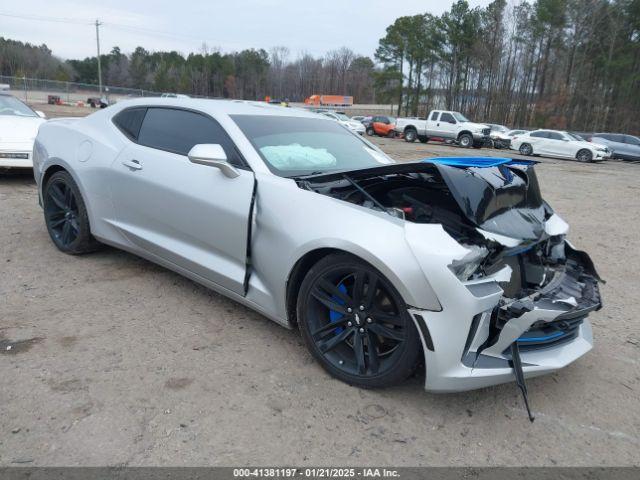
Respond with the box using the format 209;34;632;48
624;135;640;145
530;131;547;138
548;132;564;140
113;107;147;140
440;112;455;123
430;111;440;121
137;108;244;167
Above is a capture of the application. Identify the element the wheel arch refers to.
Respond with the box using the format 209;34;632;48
285;247;345;327
40;161;97;232
457;130;473;139
403;125;417;132
283;237;442;328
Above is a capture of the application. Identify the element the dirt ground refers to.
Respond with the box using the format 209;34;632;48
1;106;639;466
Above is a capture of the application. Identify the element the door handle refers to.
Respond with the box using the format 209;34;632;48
437;123;440;126
122;159;142;170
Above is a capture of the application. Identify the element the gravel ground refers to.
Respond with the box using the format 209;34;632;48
1;111;639;466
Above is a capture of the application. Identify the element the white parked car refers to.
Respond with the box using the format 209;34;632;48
321;111;365;135
512;130;611;162
0;93;47;169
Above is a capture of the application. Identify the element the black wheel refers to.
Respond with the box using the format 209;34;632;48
43;171;101;254
472;141;482;149
458;133;473;148
418;136;429;144
297;253;420;388
386;130;396;139
519;143;533;156
576;149;593;162
404;128;417;143
366;126;375;136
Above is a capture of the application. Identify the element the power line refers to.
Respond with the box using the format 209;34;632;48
0;11;92;26
0;10;213;46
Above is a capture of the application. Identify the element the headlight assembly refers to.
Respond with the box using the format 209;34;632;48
448;245;489;281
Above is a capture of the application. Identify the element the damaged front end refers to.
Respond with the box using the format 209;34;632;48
296;159;603;410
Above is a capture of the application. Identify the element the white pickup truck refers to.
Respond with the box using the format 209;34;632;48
394;110;491;148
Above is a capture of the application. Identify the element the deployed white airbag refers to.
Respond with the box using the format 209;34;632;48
260;144;337;170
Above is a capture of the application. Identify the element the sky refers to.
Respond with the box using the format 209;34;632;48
1;0;493;60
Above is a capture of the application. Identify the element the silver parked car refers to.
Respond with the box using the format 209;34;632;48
33;98;602;413
589;133;640;161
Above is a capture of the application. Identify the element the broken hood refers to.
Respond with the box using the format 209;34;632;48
297;158;551;245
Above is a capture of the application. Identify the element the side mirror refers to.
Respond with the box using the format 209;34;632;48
36;110;46;118
187;144;239;178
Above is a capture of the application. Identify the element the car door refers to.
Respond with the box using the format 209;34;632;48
530;130;553;155
437;112;458;139
110;106;255;295
528;131;550;154
623;135;640;159
546;132;578;157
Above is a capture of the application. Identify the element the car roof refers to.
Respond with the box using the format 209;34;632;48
111;97;322;119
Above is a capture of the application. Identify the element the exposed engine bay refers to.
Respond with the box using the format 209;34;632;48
295;161;599;299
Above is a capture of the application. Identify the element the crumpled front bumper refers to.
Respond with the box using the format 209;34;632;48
409;243;602;393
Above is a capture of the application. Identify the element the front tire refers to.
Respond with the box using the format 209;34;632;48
366;126;375;136
458;133;473;148
576;149;593;162
43;171;101;254
297;253;420;388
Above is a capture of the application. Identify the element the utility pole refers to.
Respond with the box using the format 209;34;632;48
95;19;103;95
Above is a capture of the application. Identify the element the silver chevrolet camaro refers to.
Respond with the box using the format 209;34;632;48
33;98;602;414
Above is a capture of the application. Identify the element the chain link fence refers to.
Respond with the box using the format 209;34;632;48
0;75;162;105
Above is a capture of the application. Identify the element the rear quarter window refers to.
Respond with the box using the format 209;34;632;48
113;107;147;140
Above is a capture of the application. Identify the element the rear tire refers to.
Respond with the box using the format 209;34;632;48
418;136;429;144
404;129;417;143
519;143;533;156
458;133;473;148
43;171;101;254
576;149;593;162
366;126;375;136
297;253;420;388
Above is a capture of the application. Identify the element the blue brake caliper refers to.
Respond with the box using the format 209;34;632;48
328;283;348;334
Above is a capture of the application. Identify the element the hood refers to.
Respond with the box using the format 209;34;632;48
464;121;490;131
0;116;46;143
587;141;608;150
490;131;510;140
296;160;550;245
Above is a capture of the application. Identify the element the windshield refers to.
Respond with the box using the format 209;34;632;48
335;113;351;121
452;112;470;122
566;133;583;141
0;95;37;117
491;124;508;132
231;115;394;177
